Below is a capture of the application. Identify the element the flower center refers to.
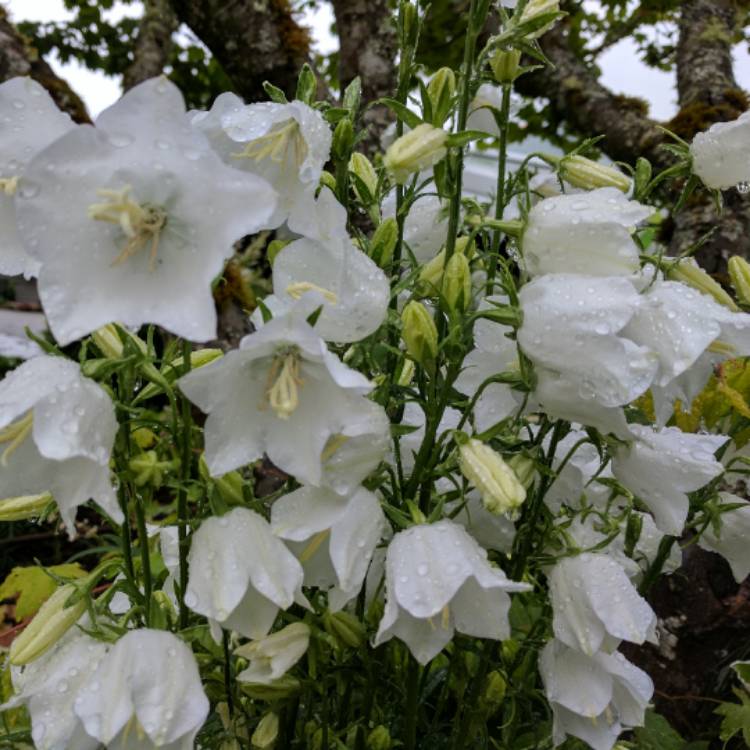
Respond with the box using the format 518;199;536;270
233;119;309;168
0;411;33;466
88;185;167;271
0;176;19;196
285;282;338;304
121;714;148;743
265;349;304;420
299;529;331;563
321;433;349;462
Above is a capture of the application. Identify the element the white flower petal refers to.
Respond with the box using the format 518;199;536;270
690;111;750;190
698;493;750;582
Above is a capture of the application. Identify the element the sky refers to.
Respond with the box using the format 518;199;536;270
5;0;750;122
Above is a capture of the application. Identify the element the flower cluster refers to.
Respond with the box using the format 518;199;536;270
1;1;749;748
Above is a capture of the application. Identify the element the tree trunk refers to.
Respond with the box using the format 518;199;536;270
330;0;397;154
168;0;313;103
123;0;178;91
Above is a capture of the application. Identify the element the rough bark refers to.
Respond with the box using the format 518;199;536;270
123;0;178;92
515;0;750;269
0;6;89;122
168;0;313;102
331;0;397;154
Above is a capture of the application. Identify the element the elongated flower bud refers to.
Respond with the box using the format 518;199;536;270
92;323;147;359
369;217;399;269
459;438;526;516
0;492;52;522
401;301;439;367
668;259;739;311
10;583;87;665
384;124;448;185
519;0;560;26
443;252;472;311
729;256;750;306
549;154;631;193
506;454;536;489
252;713;280;750
349;152;379;203
323;610;366;648
427;67;456;125
490;49;522;84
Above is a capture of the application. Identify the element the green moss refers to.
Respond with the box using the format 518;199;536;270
668;88;749;140
698;18;733;45
272;0;311;60
612;94;650;117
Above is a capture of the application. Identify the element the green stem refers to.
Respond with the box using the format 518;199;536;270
133;491;152;626
177;339;193;629
404;656;421;750
223;629;234;716
486;83;513;294
444;0;484;263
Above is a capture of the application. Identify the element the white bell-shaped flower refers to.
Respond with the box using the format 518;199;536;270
466;84;515;137
373;520;530;664
690;111;750;190
272;485;387;610
235;622;311;685
544;429;612;512
3;628;107;750
523;188;651;278
0;77;74;278
186;507;307;638
624;280;750;389
454;299;520;432
518;274;657;407
698;492;750;582
382;193;449;263
534;370;632;438
267;188;390;342
0;355;120;535
540;639;653;750
548;552;657;655
612;424;727;535
73;629;209;749
178;309;374;486
446;493;516;553
16;77;277;345
192;94;331;228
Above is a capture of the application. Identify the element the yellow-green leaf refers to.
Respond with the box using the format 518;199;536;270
0;564;87;620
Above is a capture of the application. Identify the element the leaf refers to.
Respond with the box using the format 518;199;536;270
716;689;750;746
0;564;87;620
445;130;491;147
378;98;424;130
633;710;686;750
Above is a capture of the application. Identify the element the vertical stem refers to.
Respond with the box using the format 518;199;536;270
404;656;421;750
444;0;483;263
177;339;193;629
118;483;135;585
223;629;234;716
133;491;152;625
486;83;513;294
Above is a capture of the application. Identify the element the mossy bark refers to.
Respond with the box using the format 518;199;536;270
123;0;178;92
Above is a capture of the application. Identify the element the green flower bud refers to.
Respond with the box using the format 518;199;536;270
490;49;522;84
369;218;399;269
443;252;472;312
481;671;507;714
401;301;439;368
729;256;750;306
397;358;415;387
92;323;147;359
129;450;175;488
459;438;526;516
553;154;631;193
401;3;419;49
10;583;87;665
0;492;52;522
384;124;448;185
323;610;366;648
252;712;279;750
367;725;393;750
518;0;560;27
320;170;337;193
506;454;536;489
350;152;379;203
668;258;739;311
427;67;456;125
240;674;301;701
333;118;355;162
150;589;177;629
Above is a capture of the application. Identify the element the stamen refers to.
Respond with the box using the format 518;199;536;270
265;350;304;419
299;529;331;563
233;120;309;168
0;411;33;466
321;434;349;462
286;282;338;304
441;604;451;630
708;339;736;357
88;185;167;272
0;176;19;196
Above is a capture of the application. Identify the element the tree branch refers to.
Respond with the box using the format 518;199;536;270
168;0;313;102
123;0;178;91
330;0;397;153
0;5;89;122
